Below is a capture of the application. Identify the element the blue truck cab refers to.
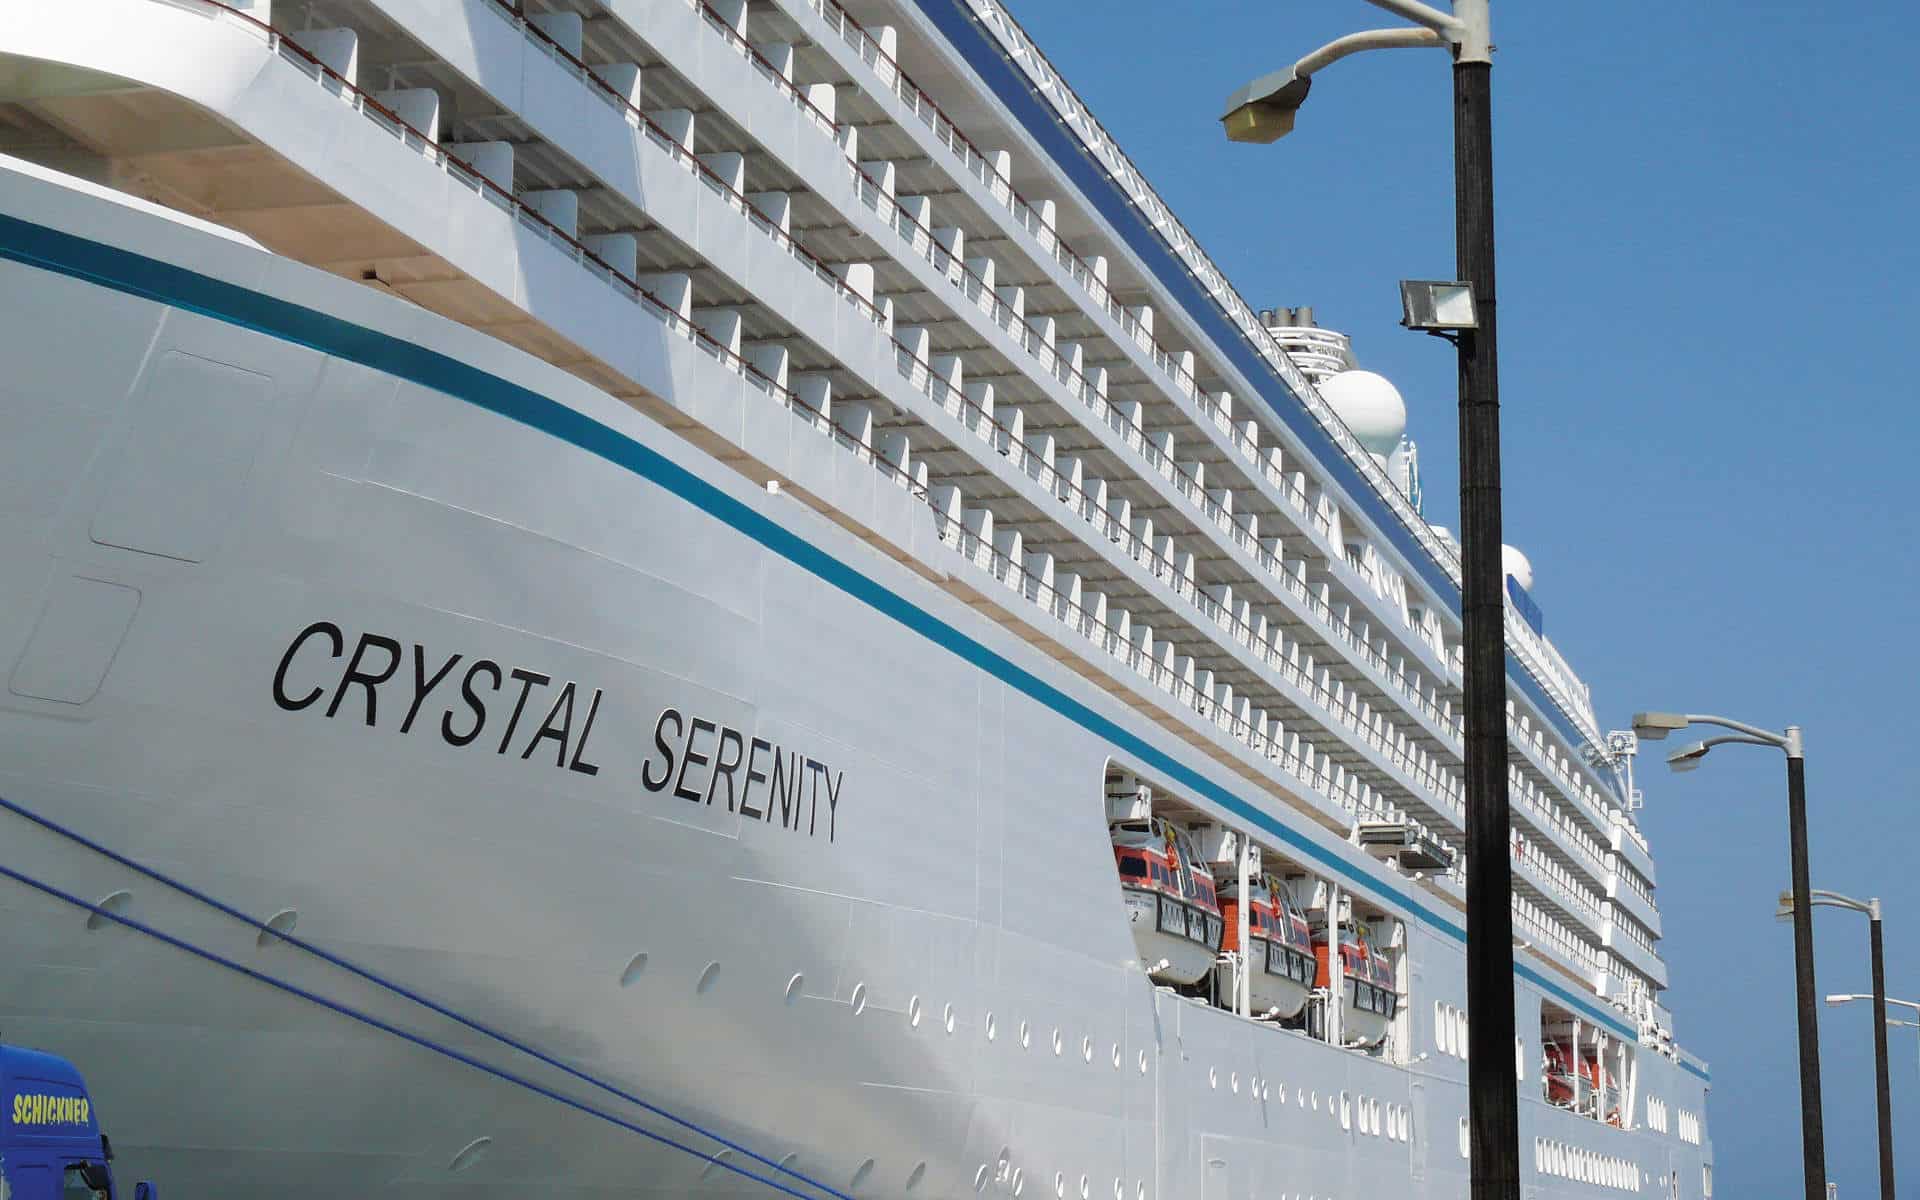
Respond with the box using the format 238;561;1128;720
0;1044;154;1200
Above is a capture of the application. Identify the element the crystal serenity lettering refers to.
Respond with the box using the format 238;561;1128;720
272;622;604;776
268;626;845;841
641;708;843;842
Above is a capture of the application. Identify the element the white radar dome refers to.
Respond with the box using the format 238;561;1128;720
1502;544;1534;592
1319;370;1407;455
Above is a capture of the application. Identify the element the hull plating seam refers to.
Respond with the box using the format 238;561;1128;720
0;210;1676;1063
0;844;850;1200
0;791;856;1200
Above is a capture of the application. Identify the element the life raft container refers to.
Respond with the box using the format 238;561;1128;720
1112;818;1223;986
1215;874;1315;1018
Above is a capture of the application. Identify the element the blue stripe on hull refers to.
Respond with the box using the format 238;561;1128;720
0;210;1666;1056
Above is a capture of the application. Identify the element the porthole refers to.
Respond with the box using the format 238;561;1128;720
1137;1050;1149;1074
619;952;649;986
1230;1071;1240;1094
1021;1020;1033;1048
975;1166;991;1192
1079;1174;1090;1199
1111;1043;1122;1069
849;982;867;1015
447;1137;492;1173
986;1012;998;1042
1081;1036;1093;1062
1209;1067;1218;1090
697;961;722;994
852;1159;875;1189
1053;1028;1064;1056
907;1162;927;1191
909;995;923;1027
785;973;805;1003
1012;1168;1025;1196
944;1003;957;1034
701;1149;736;1180
258;908;299;948
1054;1172;1066;1198
85;891;131;933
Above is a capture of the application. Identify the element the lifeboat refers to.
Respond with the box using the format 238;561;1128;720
1111;817;1223;985
1543;1041;1579;1107
1215;873;1315;1018
1312;921;1400;1046
1543;1041;1620;1123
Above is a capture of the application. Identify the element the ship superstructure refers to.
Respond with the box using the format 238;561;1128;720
0;0;1707;1196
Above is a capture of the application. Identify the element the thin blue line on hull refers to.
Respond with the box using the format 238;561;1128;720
0;210;1680;1061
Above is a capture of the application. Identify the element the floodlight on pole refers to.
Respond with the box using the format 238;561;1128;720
1399;281;1478;332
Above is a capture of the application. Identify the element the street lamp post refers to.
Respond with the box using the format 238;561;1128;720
1786;893;1891;1200
1221;4;1518;1197
1634;711;1824;1200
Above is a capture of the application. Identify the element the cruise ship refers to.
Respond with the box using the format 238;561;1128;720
0;0;1712;1196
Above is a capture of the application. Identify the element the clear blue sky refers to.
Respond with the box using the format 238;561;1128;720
1011;1;1919;1190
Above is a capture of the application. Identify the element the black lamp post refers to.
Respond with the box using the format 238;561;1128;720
1637;711;1825;1200
1222;3;1520;1194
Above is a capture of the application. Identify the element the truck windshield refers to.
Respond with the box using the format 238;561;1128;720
61;1165;109;1200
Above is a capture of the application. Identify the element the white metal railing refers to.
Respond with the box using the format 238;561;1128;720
963;0;1607;751
739;0;1642;857
1514;895;1605;979
1512;829;1605;926
1614;862;1656;911
1611;912;1658;958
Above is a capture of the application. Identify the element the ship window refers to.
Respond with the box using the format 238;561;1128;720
1119;858;1147;878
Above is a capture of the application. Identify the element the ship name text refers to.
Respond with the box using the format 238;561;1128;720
641;707;842;842
272;622;603;776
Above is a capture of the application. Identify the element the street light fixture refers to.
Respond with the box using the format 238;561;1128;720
1633;711;1824;1200
1784;893;1894;1200
1223;4;1516;1196
1831;994;1920;1095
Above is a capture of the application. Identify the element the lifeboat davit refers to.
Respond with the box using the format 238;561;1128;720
1313;922;1400;1046
1215;874;1315;1018
1111;818;1223;986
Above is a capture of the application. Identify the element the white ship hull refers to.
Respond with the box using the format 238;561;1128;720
0;161;1712;1199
